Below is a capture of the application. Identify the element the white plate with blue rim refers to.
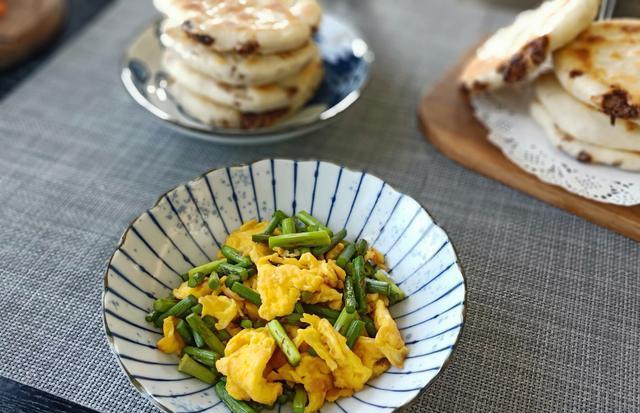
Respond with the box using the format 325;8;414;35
120;14;373;145
102;159;466;412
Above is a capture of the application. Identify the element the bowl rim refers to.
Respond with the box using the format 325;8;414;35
119;15;375;144
102;158;468;413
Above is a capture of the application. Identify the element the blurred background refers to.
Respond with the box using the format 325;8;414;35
0;0;638;101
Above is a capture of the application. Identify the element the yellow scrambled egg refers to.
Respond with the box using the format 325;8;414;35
173;280;212;299
353;336;391;378
303;284;343;310
156;316;184;355
223;220;271;263
365;247;387;270
256;253;346;320
325;242;344;260
277;355;333;413
241;301;260;320
306;255;346;288
294;314;372;391
199;294;238;329
366;293;389;313
325;387;354;402
220;277;244;301
255;254;323;320
215;328;282;405
373;299;408;368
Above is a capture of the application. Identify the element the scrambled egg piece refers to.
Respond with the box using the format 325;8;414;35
242;301;260;321
215;328;282;405
199;294;238;329
353;337;391;378
326;242;344;260
220;278;243;302
326;388;354;402
173;280;212;299
294;314;372;391
365;247;387;270
373;299;408;368
226;323;242;337
272;253;346;288
311;256;346;288
304;284;343;310
277;355;333;413
256;253;346;320
156;316;184;355
256;254;324;320
223;220;271;263
247;276;258;290
366;293;389;313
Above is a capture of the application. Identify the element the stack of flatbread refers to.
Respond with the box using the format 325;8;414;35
461;0;640;172
154;0;324;129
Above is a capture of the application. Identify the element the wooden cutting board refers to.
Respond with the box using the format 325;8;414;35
0;0;65;69
418;52;640;242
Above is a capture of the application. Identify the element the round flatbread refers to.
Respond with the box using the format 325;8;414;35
160;23;318;86
534;74;640;152
554;19;640;124
531;100;640;171
461;0;599;92
154;0;322;54
168;57;323;129
162;50;322;112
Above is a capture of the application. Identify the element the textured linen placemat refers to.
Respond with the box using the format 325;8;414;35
0;1;638;412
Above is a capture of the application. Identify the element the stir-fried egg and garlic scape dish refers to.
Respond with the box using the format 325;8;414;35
145;210;408;413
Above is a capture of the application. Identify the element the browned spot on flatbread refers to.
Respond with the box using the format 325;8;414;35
240;107;289;129
236;41;260;55
624;121;639;132
571;48;590;64
460;80;488;94
471;81;489;92
182;20;215;46
585;35;605;43
183;2;204;12
600;89;640;121
621;24;640;33
610;51;623;60
498;36;549;83
577;151;592;163
285;86;298;98
560;132;574;142
569;69;584;78
612;160;623;167
554;124;575;142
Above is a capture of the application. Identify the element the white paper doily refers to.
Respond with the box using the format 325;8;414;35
471;87;640;206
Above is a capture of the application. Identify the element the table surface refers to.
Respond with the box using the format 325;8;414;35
0;1;638;412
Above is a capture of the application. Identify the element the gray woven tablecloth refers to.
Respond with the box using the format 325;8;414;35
0;1;638;412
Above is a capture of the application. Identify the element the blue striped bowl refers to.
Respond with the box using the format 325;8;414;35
103;159;466;412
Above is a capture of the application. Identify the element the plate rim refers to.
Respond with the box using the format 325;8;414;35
119;15;375;144
101;157;468;413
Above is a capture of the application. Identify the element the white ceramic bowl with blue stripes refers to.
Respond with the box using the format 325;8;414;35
103;159;466;413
